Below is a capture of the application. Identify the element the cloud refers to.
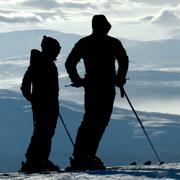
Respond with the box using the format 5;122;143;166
21;0;96;10
151;10;180;25
140;16;154;22
0;8;15;14
101;0;124;8
0;12;43;24
60;2;96;9
35;12;58;19
21;0;60;10
167;28;180;39
20;0;96;22
139;7;180;27
128;0;180;6
0;5;67;24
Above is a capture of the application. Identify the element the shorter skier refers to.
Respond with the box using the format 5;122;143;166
20;36;61;173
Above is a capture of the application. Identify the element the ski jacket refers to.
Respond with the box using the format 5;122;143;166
65;34;129;89
21;49;59;104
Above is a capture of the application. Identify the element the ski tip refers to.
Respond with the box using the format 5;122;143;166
159;161;164;165
130;162;137;165
144;161;152;165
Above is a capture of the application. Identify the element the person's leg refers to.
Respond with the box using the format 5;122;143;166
23;105;59;172
71;90;115;169
25;107;43;163
73;94;115;157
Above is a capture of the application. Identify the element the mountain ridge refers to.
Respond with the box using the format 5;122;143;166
0;29;179;63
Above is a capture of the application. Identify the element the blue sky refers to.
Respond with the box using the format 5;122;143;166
0;0;180;40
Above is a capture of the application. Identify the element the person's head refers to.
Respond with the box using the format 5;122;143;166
92;14;111;35
41;36;61;60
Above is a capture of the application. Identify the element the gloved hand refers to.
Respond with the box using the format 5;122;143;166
115;77;126;98
71;78;85;88
115;77;126;87
120;86;125;98
20;87;32;102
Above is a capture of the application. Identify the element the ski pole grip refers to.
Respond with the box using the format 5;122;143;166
120;87;125;98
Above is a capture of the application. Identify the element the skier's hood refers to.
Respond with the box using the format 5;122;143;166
41;35;61;61
92;14;111;36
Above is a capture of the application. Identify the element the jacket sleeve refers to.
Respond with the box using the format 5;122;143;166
115;39;129;86
21;66;32;101
65;41;83;85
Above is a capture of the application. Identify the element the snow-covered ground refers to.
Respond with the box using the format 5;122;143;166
0;30;180;179
1;90;180;171
0;163;180;179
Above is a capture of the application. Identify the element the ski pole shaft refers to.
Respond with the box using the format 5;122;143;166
58;112;75;148
121;88;162;163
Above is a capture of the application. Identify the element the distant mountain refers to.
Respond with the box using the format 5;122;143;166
0;29;180;64
0;30;180;173
0;29;179;114
0;29;81;59
167;29;180;40
0;89;180;172
125;39;180;63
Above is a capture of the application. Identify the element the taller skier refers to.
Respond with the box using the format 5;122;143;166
65;14;129;170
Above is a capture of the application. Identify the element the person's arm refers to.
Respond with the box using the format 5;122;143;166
114;39;129;97
65;41;84;87
21;65;32;101
115;39;129;87
20;49;39;101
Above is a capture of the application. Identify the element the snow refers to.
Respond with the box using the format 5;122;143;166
0;29;180;179
0;163;180;179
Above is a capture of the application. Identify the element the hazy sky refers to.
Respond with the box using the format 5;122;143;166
0;0;180;40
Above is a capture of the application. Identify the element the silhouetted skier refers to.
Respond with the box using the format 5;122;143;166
65;14;129;170
20;36;61;173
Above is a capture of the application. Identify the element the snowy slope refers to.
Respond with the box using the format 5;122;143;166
0;163;180;180
0;29;180;114
0;89;180;173
0;29;180;177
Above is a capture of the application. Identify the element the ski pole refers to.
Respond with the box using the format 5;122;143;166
58;112;75;148
120;87;163;164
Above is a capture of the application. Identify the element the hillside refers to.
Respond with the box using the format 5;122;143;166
0;29;179;173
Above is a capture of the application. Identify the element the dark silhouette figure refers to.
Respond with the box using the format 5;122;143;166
20;36;61;173
65;15;129;170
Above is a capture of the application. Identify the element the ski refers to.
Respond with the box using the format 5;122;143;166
107;161;165;170
107;160;152;168
0;161;164;177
